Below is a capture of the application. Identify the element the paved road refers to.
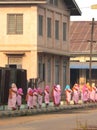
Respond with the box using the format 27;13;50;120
0;108;97;130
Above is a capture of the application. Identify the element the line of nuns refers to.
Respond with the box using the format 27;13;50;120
8;82;97;110
8;83;61;110
65;82;97;105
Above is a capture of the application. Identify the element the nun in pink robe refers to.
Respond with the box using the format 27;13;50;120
72;83;79;105
37;87;43;108
95;87;97;102
86;82;91;102
52;84;61;107
32;88;38;108
26;87;33;109
16;88;23;110
8;83;17;110
90;83;96;102
64;85;72;105
44;85;50;108
56;84;61;106
82;84;88;103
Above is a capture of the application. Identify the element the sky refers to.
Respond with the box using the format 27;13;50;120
70;0;97;21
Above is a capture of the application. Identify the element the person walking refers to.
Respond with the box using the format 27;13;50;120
82;84;89;103
56;84;61;106
32;88;38;108
16;88;23;110
44;85;50;108
72;83;79;105
64;85;72;105
26;87;33;109
52;84;61;107
37;87;43;108
86;82;92;103
95;86;97;102
8;83;17;110
90;83;96;102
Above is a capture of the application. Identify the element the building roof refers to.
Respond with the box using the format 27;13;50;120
70;21;97;56
0;0;81;15
0;0;46;5
65;0;81;15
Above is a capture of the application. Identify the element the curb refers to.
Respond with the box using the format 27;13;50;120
0;103;97;118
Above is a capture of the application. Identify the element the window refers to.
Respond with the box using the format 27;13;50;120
47;17;51;38
38;57;45;81
63;60;66;88
6;64;22;69
55;58;60;84
38;15;43;36
7;14;23;34
47;58;51;82
63;22;67;41
49;0;53;4
6;56;22;69
55;20;59;40
49;0;58;6
54;0;58;6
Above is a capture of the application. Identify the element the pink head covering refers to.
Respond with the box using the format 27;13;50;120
37;87;43;94
45;85;50;91
33;88;38;93
11;83;17;92
74;83;79;90
75;83;79;87
18;88;23;95
82;84;88;93
27;87;33;93
56;84;61;91
92;83;95;87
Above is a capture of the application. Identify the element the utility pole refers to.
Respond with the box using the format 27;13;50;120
89;18;95;86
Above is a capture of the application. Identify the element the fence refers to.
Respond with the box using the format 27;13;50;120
0;67;27;105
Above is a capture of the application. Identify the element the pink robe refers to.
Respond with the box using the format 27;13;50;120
44;89;50;104
37;88;43;107
90;87;96;102
82;85;88;102
33;89;38;108
95;88;97;101
17;94;22;107
8;84;17;110
72;85;79;104
52;85;61;106
16;88;23;107
26;88;33;109
38;94;43;106
65;89;72;104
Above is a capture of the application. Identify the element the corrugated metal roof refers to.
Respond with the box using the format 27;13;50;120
70;21;97;55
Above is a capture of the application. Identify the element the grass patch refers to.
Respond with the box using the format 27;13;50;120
74;120;97;130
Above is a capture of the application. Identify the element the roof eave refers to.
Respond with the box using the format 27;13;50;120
0;0;46;5
70;52;97;57
65;0;81;16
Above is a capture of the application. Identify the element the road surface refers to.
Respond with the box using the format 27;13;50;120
0;108;97;130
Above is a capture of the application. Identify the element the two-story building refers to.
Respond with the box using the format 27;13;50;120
70;21;97;87
0;0;81;89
